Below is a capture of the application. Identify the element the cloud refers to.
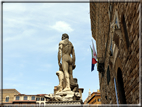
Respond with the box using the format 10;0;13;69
50;21;74;32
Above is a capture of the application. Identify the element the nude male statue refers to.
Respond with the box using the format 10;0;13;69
57;33;76;92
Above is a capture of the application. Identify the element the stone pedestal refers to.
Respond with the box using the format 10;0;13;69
45;90;82;101
46;100;83;105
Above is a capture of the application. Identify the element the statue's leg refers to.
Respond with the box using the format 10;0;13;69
62;61;71;91
69;64;74;85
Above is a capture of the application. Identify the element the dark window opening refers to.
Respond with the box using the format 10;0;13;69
16;96;20;100
122;15;129;49
31;96;35;100
41;98;44;101
98;98;101;102
110;39;113;56
5;97;9;102
117;68;126;104
105;96;107;100
36;98;40;101
107;66;111;85
24;96;27;100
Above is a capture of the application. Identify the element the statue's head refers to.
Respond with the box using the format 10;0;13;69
62;33;69;40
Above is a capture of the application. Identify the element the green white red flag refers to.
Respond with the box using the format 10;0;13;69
90;40;97;71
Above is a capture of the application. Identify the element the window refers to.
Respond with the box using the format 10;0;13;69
36;98;40;101
117;68;126;104
107;66;111;85
16;96;20;100
31;96;35;100
122;15;129;49
24;96;27;100
5;96;9;102
41;98;44;101
98;98;101;102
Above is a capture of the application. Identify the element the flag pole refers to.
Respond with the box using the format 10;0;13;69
90;45;93;72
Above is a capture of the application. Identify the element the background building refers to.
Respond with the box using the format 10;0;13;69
90;2;140;104
1;89;20;105
13;94;36;104
36;94;47;105
1;89;49;106
84;89;101;104
13;94;48;105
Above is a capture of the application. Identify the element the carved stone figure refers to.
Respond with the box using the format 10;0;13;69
45;33;82;102
57;33;77;92
56;71;64;92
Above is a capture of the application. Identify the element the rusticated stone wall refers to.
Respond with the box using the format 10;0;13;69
90;2;140;104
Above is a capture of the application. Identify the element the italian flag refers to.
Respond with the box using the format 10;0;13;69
90;40;97;71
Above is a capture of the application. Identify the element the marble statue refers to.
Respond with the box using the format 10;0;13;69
57;33;78;92
45;33;81;102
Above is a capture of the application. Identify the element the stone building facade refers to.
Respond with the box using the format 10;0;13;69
90;2;140;104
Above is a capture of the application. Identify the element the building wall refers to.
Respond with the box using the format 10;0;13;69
88;95;101;104
13;95;36;104
2;89;20;104
90;2;140;104
36;95;46;105
84;90;101;104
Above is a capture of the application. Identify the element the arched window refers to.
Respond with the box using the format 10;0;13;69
5;96;9;102
107;66;110;85
117;68;126;104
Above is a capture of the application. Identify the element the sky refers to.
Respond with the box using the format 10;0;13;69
3;2;99;101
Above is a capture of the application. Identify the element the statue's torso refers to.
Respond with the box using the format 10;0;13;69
59;39;73;55
59;39;73;63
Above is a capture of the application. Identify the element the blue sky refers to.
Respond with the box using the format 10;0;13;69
3;3;99;101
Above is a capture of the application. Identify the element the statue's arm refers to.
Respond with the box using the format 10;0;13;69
58;43;63;67
72;45;76;69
